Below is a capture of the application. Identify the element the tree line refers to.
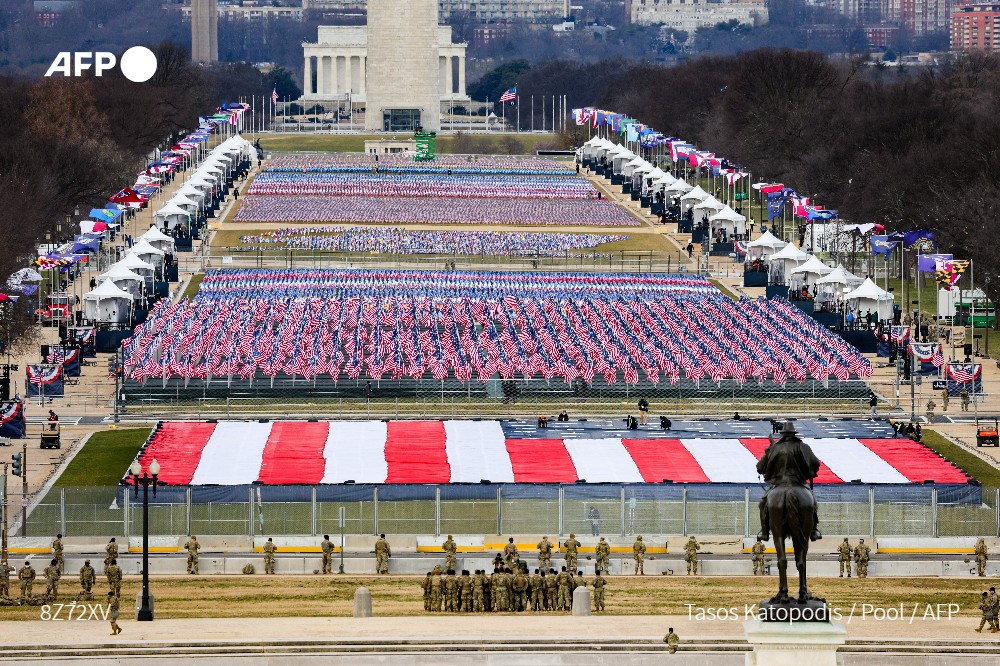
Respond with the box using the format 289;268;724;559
529;50;1000;314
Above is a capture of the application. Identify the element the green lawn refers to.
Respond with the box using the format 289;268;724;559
56;427;151;487
921;429;1000;487
260;133;559;155
182;273;204;300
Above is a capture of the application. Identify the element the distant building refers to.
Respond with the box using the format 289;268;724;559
881;0;956;35
631;0;768;31
950;3;1000;51
305;0;567;22
33;0;77;27
864;23;901;46
472;24;512;47
182;1;307;21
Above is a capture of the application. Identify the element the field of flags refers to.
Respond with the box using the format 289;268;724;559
247;173;600;200
265;154;571;176
233;195;639;226
119;269;871;386
233;154;639;226
237;227;628;256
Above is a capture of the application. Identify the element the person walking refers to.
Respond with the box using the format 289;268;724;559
107;591;122;635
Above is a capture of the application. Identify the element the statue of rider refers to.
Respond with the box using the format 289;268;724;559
757;421;822;542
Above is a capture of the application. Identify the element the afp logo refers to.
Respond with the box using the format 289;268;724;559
45;46;157;83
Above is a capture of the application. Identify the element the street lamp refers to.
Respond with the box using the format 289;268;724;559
130;457;160;621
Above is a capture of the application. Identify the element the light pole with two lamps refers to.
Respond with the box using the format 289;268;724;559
129;458;160;621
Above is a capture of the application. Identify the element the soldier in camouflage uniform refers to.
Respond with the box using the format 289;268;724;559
490;568;501;611
592;570;606;611
633;536;647;575
79;560;96;596
443;570;457;612
595;537;611;575
104;538;118;573
684;536;700;575
503;538;520;570
557;566;572;610
263;537;277;574
975;538;988;577
43;559;61;599
503;566;515;611
184;535;200;574
374;534;390;574
512;567;529;611
460;570;473;612
545;568;558;610
421;572;432;610
664;628;680;654
443;535;457;572
537;536;553;571
480;570;491;612
106;559;122;597
52;534;64;574
107;591;122;635
563;533;581;573
429;569;443;612
18;561;36;599
530;569;544;611
854;539;871;578
751;537;766;576
472;570;485;612
838;538;853;578
0;561;11;597
321;535;334;574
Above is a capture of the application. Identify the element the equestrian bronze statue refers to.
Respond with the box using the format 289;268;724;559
757;421;824;606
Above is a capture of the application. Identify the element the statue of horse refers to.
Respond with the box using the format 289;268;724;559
757;421;823;604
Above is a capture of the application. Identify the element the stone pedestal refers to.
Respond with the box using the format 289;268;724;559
134;591;154;620
744;619;846;666
571;586;591;616
353;587;372;617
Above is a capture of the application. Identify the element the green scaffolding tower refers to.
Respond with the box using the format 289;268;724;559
414;131;437;161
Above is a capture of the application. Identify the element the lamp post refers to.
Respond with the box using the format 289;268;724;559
130;458;160;621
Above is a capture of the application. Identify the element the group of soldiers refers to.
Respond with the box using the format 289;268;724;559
0;535;123;634
421;566;608;612
977;586;999;633
836;538;872;578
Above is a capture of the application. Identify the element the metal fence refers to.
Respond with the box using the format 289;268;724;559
122;375;873;419
26;484;999;539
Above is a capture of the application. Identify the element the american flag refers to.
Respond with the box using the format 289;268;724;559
271;88;279;104
499;87;516;103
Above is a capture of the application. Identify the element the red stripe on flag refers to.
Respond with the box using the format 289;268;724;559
858;438;970;484
505;439;578;483
385;421;450;483
258;421;329;484
621;439;710;483
139;421;216;485
740;438;843;484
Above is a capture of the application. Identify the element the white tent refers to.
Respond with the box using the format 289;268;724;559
96;264;144;298
692;195;725;224
768;243;810;284
680;185;709;202
789;255;834;279
844;278;894;320
623;157;647;178
175;184;208;203
168;196;200;216
129;239;166;266
665;179;693;195
139;226;176;254
708;205;747;236
115;254;155;277
153;202;191;231
747;230;785;250
83;280;133;324
816;265;863;287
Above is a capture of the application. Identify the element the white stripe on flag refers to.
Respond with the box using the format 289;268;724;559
803;438;909;484
563;438;643;483
321;421;388;484
681;439;760;483
443;420;515;483
190;421;271;485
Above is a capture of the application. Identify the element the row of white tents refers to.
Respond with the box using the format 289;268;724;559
580;138;747;237
746;231;894;319
81;226;176;324
153;135;255;231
